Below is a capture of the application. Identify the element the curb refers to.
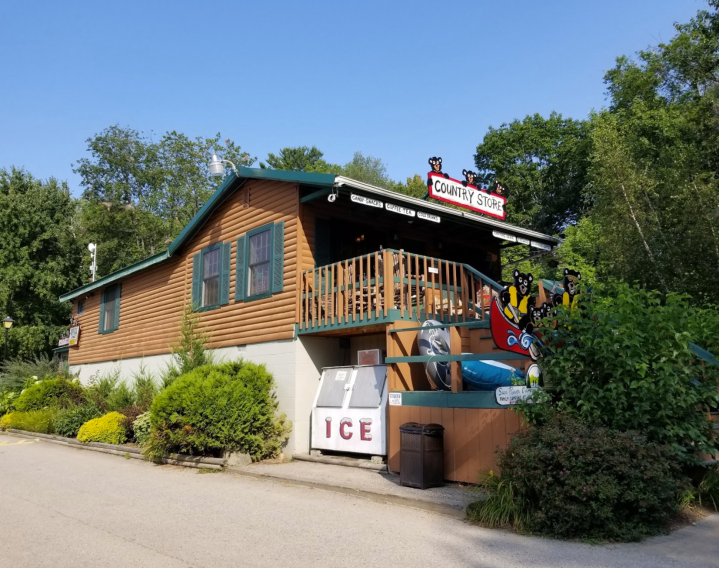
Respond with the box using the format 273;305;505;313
2;429;225;470
292;453;387;472
226;466;466;519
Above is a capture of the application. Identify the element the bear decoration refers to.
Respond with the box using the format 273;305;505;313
427;157;450;189
552;268;581;309
500;269;535;333
461;169;479;188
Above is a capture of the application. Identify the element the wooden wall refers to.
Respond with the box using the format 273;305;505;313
387;405;523;483
69;179;300;365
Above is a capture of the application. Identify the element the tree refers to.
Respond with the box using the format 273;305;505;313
74;126;254;276
260;146;340;173
341;152;392;188
0;169;84;358
388;174;427;199
474;112;591;234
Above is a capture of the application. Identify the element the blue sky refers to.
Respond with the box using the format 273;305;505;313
0;0;704;195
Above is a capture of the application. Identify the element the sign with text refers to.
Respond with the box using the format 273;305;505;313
68;325;80;347
428;173;506;220
385;202;416;217
495;386;537;406
351;193;383;208
388;392;402;406
417;211;440;223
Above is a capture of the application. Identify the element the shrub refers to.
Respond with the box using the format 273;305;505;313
133;412;152;446
0;354;70;390
55;404;102;438
106;381;134;412
77;412;128;445
146;361;291;461
13;378;85;411
0;409;60;434
0;389;18;416
468;415;687;541
84;370;120;411
161;305;213;388
131;368;158;411
537;285;719;464
698;467;719;511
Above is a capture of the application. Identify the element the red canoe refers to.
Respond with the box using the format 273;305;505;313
489;296;539;360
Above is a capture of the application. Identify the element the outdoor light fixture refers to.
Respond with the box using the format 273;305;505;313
2;317;14;361
209;154;238;177
327;187;338;203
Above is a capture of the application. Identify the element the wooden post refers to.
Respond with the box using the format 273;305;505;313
399;250;405;319
383;249;390;317
450;325;463;393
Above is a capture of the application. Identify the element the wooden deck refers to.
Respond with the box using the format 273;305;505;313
298;249;501;334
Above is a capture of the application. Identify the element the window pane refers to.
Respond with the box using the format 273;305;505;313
250;263;270;296
203;276;219;306
249;230;270;265
203;248;220;278
104;290;116;331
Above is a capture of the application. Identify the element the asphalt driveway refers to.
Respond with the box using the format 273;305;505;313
0;432;716;568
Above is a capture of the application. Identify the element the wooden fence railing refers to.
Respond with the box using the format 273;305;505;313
298;249;503;332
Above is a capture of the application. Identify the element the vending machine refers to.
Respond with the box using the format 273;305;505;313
310;365;388;456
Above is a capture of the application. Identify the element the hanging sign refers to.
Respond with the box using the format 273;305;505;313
531;241;552;251
389;392;402;406
385;203;416;217
492;230;516;242
58;337;70;347
418;211;440;223
68;325;80;347
351;194;383;208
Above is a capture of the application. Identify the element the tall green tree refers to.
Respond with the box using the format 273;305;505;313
260;146;340;173
0;169;84;358
341;152;392;188
74;126;253;276
474;112;591;234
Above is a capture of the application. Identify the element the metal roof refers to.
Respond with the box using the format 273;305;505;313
59;168;560;302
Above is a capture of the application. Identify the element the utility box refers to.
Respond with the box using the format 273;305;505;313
311;365;388;456
399;423;445;489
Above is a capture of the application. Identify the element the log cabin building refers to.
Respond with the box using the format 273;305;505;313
58;168;561;481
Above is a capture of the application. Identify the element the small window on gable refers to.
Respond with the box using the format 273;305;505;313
99;284;121;334
77;299;85;315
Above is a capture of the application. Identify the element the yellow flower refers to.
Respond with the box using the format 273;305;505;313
489;469;494;476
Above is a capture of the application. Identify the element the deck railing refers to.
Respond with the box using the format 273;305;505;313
298;249;502;332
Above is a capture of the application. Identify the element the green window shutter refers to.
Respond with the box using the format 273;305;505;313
272;221;285;293
113;285;122;331
235;235;247;301
220;241;231;305
98;289;106;333
315;218;331;267
191;253;202;309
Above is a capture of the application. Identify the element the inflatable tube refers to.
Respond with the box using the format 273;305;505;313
417;320;451;390
418;320;543;391
462;359;523;391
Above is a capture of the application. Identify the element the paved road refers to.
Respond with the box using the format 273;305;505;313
1;433;717;568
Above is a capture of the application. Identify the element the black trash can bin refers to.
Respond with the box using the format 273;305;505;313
399;422;445;489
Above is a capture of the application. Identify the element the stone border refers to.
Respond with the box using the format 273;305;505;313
3;429;225;470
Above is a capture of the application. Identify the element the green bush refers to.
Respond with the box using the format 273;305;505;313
77;412;128;445
537;285;719;464
0;409;60;434
13;378;85;412
106;381;134;412
468;415;687;541
0;354;70;390
698;467;719;511
0;389;18;416
146;361;291;461
133;412;152;446
55;404;102;438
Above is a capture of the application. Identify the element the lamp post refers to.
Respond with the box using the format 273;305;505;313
88;243;97;282
2;317;14;361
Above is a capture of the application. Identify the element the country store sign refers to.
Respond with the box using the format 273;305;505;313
426;156;507;220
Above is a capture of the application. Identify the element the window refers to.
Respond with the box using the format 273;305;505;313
191;242;231;311
99;284;120;334
77;299;85;315
235;222;284;302
249;228;271;296
202;247;220;307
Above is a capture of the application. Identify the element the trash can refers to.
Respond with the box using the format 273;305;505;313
399;422;445;489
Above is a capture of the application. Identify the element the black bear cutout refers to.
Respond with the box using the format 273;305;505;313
462;169;478;188
427;156;450;188
561;268;581;307
500;269;534;330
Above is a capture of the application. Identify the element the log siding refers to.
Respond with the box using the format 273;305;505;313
69;179;299;366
